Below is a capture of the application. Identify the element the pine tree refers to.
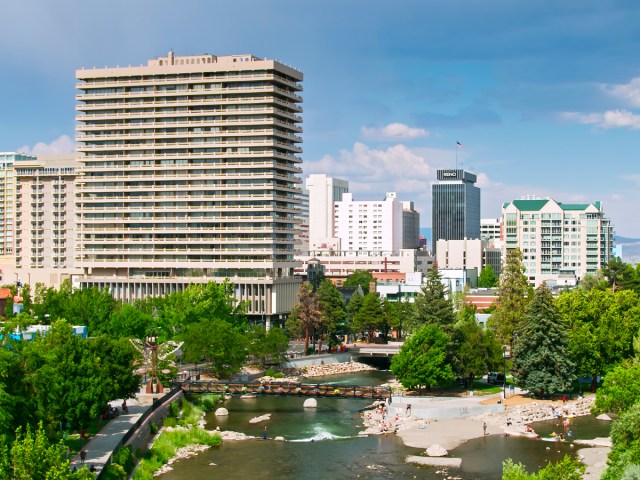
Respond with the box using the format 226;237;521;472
487;248;531;349
415;266;455;332
478;264;497;288
513;283;574;397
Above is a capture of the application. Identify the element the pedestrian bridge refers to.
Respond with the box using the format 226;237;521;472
176;379;391;400
349;343;402;357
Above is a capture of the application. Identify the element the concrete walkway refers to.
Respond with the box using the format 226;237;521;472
70;394;157;474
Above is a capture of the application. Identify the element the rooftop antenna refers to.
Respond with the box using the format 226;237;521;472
456;141;462;169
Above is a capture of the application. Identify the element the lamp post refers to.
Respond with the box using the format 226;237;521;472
503;345;508;399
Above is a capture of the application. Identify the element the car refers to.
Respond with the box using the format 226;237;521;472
487;372;505;384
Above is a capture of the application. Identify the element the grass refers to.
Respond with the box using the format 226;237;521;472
132;398;221;480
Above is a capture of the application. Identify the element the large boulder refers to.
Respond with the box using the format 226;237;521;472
596;413;612;421
303;398;318;408
426;444;448;457
214;407;229;416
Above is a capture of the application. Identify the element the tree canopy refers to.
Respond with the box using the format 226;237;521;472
478;264;498;288
414;266;455;332
513;284;573;397
488;248;531;348
343;270;375;294
391;324;454;391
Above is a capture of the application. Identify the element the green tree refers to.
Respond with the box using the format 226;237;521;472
478;265;498;288
579;272;607;291
488;248;531;349
602;403;640;480
602;257;638;293
351;293;384;343
414;266;455;332
557;288;640;390
21;321;139;431
513;284;574;397
502;455;584;480
247;326;289;369
316;280;347;349
391;324;454;391
287;282;322;354
452;315;502;388
182;318;247;378
593;362;640;414
344;270;375;294
2;423;94;480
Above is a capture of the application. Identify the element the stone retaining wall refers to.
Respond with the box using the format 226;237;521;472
284;352;353;368
124;389;184;456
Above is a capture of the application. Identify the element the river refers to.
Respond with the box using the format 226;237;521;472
159;371;611;480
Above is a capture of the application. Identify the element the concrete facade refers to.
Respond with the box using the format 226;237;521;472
334;192;403;252
13;154;82;287
502;198;613;286
74;52;303;320
306;174;348;251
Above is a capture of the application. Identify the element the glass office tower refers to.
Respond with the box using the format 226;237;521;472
432;169;480;254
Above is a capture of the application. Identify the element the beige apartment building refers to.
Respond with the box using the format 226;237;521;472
502;198;613;286
13;154;82;286
74;52;303;323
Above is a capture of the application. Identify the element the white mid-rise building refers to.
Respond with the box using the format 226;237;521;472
306;174;348;251
14;154;82;287
502;198;613;286
74;52;304;322
334;192;402;252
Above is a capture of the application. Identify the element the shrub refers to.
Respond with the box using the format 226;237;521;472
265;368;277;377
101;463;127;480
112;445;134;473
198;394;221;411
150;422;158;434
169;401;180;418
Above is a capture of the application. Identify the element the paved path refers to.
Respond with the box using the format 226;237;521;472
70;395;157;474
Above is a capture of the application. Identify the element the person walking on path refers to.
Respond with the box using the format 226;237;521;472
80;449;87;465
483;422;487;435
405;404;411;416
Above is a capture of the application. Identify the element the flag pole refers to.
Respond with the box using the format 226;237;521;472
455;142;458;169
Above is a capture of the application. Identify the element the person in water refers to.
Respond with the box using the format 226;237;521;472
263;425;268;440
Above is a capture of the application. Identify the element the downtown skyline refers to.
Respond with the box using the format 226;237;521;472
2;1;640;236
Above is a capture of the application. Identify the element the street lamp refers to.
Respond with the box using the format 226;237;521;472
502;345;509;399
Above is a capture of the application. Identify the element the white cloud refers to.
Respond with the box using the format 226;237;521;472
361;123;428;140
306;142;433;192
604;77;640;108
621;174;640;187
561;110;640;129
17;134;75;155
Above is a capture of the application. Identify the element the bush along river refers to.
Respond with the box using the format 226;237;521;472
158;371;611;480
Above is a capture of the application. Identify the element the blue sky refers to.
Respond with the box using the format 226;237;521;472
2;0;640;236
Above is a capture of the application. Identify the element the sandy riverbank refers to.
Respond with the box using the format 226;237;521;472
390;394;610;476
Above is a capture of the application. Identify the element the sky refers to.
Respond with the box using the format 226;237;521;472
2;0;640;236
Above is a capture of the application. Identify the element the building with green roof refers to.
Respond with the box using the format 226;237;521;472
501;198;613;286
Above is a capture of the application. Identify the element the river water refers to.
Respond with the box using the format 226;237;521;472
160;371;611;480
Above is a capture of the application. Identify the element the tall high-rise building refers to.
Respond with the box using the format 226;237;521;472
306;174;348;251
75;52;303;322
431;169;480;254
14;154;81;286
502;198;613;285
